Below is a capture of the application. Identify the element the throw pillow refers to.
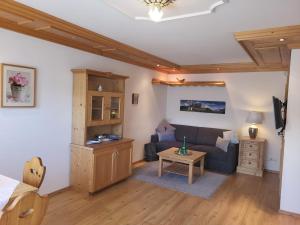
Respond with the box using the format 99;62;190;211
223;131;233;140
216;137;230;152
157;131;176;142
223;130;239;144
156;119;176;133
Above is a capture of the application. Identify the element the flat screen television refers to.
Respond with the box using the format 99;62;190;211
272;96;287;133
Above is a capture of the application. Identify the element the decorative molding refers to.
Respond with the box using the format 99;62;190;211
135;0;227;22
152;78;226;87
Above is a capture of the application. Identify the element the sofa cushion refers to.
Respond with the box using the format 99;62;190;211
156;119;176;133
190;145;229;161
195;127;226;146
156;141;192;152
172;124;198;144
157;131;176;142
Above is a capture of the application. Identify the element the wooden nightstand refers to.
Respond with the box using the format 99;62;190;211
237;137;266;177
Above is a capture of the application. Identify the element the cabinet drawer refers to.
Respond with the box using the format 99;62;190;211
241;150;258;160
240;158;258;169
242;142;259;151
115;143;132;151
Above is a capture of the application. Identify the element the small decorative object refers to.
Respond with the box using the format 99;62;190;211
176;78;185;83
132;93;139;105
180;100;226;114
177;136;189;155
111;109;117;119
0;64;36;107
97;84;103;92
246;111;263;139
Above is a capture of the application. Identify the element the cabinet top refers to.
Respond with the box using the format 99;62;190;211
240;136;266;142
71;69;129;80
71;138;134;150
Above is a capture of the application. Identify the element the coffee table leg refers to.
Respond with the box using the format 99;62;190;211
200;157;205;176
188;163;194;184
158;157;163;177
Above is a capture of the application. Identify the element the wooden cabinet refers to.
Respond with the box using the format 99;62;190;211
71;69;134;194
71;139;133;193
113;145;132;182
237;137;266;177
71;69;128;146
93;150;114;191
87;91;124;127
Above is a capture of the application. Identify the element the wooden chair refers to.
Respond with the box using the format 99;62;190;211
0;192;48;225
23;157;46;189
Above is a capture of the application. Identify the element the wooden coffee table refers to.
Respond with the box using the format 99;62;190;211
157;147;206;184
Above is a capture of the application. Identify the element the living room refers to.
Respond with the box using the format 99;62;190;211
0;0;300;224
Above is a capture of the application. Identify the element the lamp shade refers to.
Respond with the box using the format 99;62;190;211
246;111;263;124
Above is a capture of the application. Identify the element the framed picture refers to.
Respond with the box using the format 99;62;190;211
180;100;226;114
0;64;36;107
132;93;139;105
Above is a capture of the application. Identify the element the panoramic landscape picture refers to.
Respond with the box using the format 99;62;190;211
180;100;226;114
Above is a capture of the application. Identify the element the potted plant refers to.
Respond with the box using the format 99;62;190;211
8;72;28;102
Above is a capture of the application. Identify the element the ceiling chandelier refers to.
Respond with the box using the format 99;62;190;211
144;0;175;22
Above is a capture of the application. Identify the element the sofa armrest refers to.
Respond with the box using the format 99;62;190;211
151;134;159;143
227;143;239;163
144;142;159;161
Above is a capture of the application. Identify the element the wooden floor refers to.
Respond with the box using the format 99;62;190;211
42;171;300;225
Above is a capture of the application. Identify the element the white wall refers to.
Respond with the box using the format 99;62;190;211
280;49;300;214
166;73;287;171
0;29;167;194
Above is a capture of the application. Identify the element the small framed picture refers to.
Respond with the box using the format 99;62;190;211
132;93;139;105
0;64;36;107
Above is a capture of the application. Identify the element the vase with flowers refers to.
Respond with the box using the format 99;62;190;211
8;72;28;102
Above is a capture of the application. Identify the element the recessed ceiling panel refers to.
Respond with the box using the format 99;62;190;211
102;0;227;22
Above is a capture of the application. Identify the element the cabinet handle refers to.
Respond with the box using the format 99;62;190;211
248;162;251;165
249;153;252;156
249;145;253;148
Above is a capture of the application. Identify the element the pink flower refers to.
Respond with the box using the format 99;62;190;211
8;72;28;87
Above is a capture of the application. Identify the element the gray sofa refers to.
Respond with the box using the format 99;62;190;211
146;124;239;174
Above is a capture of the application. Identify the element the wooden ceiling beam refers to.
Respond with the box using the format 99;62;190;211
0;0;178;70
167;63;288;74
152;79;226;87
0;0;295;75
17;19;33;25
235;25;300;41
288;43;300;49
234;25;300;70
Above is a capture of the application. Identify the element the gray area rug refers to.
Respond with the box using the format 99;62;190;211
132;161;229;199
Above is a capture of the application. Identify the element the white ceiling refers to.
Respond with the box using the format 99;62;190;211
16;0;300;65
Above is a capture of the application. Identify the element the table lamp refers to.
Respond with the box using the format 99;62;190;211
246;111;263;139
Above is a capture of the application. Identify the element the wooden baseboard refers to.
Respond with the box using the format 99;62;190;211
279;209;300;218
264;169;280;174
48;186;71;197
132;160;145;165
132;160;146;169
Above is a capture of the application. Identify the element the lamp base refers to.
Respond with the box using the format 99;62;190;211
249;127;258;139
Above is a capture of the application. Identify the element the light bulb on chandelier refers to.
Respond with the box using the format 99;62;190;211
144;0;174;22
148;4;164;22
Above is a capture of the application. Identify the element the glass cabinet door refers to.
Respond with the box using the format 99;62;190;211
110;97;121;120
91;96;104;121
